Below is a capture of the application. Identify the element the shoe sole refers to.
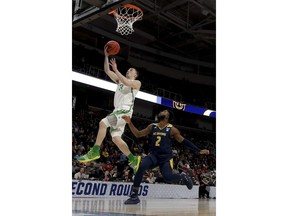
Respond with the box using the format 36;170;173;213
78;156;100;163
124;200;140;205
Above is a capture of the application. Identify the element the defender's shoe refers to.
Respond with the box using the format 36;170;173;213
181;172;193;190
124;193;140;205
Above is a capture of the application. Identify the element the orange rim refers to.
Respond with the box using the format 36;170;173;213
108;10;115;15
108;4;143;15
123;4;143;13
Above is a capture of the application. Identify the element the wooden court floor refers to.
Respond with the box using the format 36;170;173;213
72;197;216;216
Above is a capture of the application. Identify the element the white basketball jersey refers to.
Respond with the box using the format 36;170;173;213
114;81;138;111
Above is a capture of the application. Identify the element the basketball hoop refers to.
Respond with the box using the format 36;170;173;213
109;4;143;35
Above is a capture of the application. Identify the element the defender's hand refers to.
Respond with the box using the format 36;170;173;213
200;149;210;155
122;115;131;124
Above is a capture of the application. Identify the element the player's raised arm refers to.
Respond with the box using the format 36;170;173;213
109;58;141;90
171;127;209;154
122;115;152;138
103;47;119;83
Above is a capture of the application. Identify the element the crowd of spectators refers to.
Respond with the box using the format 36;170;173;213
72;108;216;187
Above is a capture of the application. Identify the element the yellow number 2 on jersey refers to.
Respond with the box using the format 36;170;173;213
155;136;161;146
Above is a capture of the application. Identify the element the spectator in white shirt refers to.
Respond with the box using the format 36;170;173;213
146;172;156;184
74;167;89;180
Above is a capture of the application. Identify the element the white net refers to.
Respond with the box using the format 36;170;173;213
112;4;143;35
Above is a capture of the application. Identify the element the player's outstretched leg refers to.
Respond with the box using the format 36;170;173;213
124;191;140;205
125;156;155;205
180;172;193;190
112;136;142;174
78;119;108;163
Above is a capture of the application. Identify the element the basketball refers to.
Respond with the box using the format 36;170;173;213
105;40;120;55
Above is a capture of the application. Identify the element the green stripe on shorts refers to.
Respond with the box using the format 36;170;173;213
110;127;118;133
112;108;131;115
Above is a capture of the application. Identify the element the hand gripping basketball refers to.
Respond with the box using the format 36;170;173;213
104;40;120;56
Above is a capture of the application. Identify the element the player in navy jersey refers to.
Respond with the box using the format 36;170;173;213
122;109;210;204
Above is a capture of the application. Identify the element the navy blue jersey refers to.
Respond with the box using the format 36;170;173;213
148;123;174;161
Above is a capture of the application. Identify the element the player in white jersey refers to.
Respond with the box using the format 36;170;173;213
78;47;141;174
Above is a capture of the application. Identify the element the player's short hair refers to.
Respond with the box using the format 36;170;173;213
167;109;174;121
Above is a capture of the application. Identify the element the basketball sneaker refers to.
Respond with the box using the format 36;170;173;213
77;146;100;163
180;172;193;190
129;156;141;174
124;193;140;205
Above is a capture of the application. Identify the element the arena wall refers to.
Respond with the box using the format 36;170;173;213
72;180;216;199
